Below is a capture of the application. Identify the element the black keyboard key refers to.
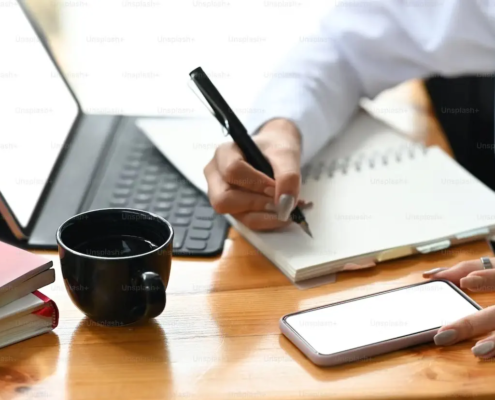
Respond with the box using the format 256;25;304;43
162;182;179;192
190;229;210;240
149;156;163;165
179;197;197;207
110;198;127;207
155;211;170;220
146;165;161;174
142;175;159;185
130;143;146;152
193;220;213;230
131;203;149;211
128;151;143;161
137;184;155;194
155;201;173;211
171;217;191;227
117;179;134;188
163;172;180;181
173;227;187;250
125;160;141;170
135;193;152;203
180;187;197;197
157;192;175;201
176;208;194;217
121;170;138;179
198;197;211;206
185;239;207;251
196;207;215;220
133;142;149;151
113;188;131;198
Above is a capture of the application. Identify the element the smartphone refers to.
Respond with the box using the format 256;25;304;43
280;280;481;367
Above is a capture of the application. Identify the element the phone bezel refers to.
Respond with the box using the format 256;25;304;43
280;280;482;364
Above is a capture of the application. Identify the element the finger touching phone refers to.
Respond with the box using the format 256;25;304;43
280;280;481;367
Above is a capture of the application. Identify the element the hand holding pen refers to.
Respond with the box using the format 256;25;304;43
204;118;307;231
190;67;312;236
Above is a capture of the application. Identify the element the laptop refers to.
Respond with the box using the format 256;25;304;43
0;1;228;256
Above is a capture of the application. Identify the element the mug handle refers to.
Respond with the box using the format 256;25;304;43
138;271;166;320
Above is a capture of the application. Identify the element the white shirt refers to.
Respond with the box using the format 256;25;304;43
246;0;495;166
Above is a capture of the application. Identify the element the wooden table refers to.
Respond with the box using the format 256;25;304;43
3;83;495;400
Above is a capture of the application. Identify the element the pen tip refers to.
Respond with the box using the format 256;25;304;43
300;221;313;238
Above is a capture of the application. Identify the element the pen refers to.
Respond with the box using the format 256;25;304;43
189;67;312;238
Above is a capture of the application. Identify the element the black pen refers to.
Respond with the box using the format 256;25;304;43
189;67;312;238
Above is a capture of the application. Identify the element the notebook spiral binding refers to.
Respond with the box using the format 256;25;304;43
302;143;427;183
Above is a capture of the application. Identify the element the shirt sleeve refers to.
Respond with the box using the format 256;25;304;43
245;0;495;166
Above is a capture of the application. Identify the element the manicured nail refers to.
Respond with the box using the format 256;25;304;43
264;187;275;197
460;276;484;290
298;200;314;210
265;203;276;212
434;329;457;346
423;267;448;277
276;194;295;221
472;341;495;357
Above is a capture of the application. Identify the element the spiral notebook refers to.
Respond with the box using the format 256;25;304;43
137;112;495;283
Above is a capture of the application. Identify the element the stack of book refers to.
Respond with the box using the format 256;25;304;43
0;241;58;348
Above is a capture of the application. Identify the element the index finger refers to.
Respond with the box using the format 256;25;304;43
265;145;301;201
257;119;302;203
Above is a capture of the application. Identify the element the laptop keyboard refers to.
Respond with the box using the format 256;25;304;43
85;119;229;257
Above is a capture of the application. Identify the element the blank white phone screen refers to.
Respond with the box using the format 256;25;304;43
0;3;78;228
285;281;479;355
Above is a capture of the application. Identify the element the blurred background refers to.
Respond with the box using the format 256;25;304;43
24;0;424;139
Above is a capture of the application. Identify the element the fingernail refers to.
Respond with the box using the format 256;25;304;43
434;329;457;346
299;200;314;210
276;194;295;221
472;341;495;357
423;267;448;277
265;203;276;212
264;187;275;197
460;276;484;290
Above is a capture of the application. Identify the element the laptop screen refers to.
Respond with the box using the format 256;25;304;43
0;3;79;230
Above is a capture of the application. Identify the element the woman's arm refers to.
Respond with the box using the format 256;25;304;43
246;0;495;165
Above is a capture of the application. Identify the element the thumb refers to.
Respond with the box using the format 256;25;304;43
258;120;302;222
270;150;301;222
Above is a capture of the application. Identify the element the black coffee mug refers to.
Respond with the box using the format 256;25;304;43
56;208;173;326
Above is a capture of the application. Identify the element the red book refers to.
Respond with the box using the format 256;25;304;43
0;241;55;307
0;290;58;348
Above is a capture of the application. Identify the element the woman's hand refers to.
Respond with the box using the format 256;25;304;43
423;258;495;359
204;118;303;231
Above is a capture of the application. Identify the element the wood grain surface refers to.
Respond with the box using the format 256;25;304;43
2;83;495;400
